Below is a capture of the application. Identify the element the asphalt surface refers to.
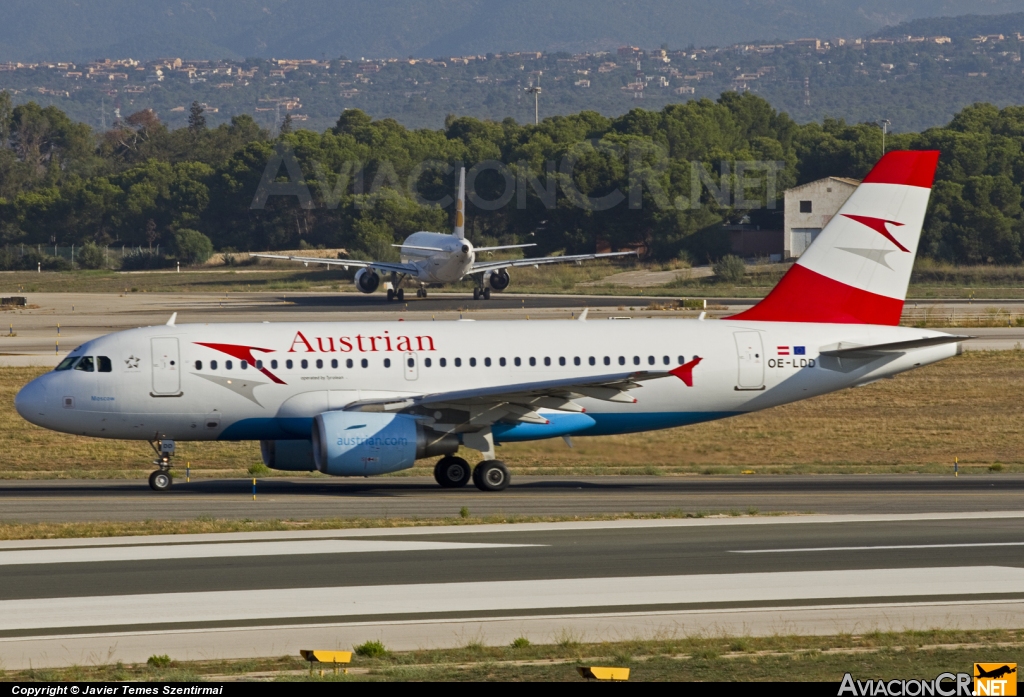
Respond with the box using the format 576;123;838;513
2;513;1022;668
2;475;1022;522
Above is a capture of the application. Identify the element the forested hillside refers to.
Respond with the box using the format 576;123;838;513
0;91;1022;268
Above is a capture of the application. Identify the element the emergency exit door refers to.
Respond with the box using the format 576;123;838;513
151;337;181;396
734;331;765;390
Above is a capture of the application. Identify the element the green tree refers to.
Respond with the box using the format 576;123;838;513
172;228;213;265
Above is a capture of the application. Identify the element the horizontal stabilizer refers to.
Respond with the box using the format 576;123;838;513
820;335;970;358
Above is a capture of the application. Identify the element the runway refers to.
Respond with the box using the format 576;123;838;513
2;475;1023;523
2;512;1022;668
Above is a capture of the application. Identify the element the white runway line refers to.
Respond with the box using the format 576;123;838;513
734;542;1024;554
0;539;539;566
3;566;1022;632
3;510;1023;551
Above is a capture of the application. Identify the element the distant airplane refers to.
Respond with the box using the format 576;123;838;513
16;152;963;495
251;168;635;301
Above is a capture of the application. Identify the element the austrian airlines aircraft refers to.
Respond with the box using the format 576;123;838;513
253;168;634;302
16;151;964;493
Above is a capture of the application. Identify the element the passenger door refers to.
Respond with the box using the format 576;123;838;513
151;337;181;396
734;331;765;391
404;351;419;381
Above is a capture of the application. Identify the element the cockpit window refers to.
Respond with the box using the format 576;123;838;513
74;356;95;372
98;356;112;373
55;356;78;371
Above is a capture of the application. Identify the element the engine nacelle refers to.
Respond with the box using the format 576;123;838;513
311;411;458;476
260;439;316;471
354;268;380;294
486;268;510;291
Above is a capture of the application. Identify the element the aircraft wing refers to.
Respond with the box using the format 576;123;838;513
470;250;637;273
342;365;696;427
249;253;418;276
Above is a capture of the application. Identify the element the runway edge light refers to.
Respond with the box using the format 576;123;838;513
578;666;630;681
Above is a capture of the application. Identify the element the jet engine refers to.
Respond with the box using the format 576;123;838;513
486;268;510;291
311;411;458;476
354;268;380;294
260;439;316;471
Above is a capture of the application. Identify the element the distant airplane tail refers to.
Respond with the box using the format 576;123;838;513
454;167;466;239
729;150;940;325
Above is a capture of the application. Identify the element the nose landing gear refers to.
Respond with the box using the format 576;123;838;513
148;439;176;492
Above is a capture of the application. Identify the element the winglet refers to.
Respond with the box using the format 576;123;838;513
578;308;588;322
166;312;177;327
454;167;466;239
669;356;702;387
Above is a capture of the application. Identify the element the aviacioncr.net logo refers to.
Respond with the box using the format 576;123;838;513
839;672;973;696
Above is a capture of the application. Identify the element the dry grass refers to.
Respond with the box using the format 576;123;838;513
5;629;1022;682
1;351;1020;479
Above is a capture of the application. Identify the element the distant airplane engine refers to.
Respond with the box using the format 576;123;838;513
311;411;458;476
354;268;380;293
260;439;316;471
486;268;510;291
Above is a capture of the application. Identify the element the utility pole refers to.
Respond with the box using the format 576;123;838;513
878;119;891;157
526;73;542;125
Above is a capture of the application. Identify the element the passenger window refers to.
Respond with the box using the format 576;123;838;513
286;359;293;369
384;358;391;368
226;360;233;370
361;358;368;368
499;357;506;367
211;360;218;370
573;357;580;366
55;356;78;371
241;360;249;370
648;356;655;365
663;356;670;365
98;356;112;373
455;358;462;367
514;357;521;367
300;359;307;369
678;355;685;364
634;356;640;365
316;359;323;369
346;358;353;368
407;357;415;368
331;359;338;369
256;360;263;370
604;356;611;366
484;357;491;367
469;358;476;367
544;357;551;366
559;357;566;366
194;360;203;371
425;357;432;367
529;357;536;366
589;357;596;366
618;356;625;366
74;356;95;372
440;357;447;367
270;359;277;369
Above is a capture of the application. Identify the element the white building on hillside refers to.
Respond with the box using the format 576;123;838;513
783;177;859;258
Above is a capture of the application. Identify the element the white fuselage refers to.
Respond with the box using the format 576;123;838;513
399;232;474;284
15;318;957;445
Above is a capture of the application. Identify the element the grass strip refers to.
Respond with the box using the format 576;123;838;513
6;629;1022;682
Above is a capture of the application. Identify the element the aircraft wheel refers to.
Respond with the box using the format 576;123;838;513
483;288;491;300
397;288;404;301
473;288;481;300
473;460;510;492
149;470;172;492
434;456;471;488
386;288;395;301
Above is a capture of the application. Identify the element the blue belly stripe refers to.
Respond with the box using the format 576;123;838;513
218;412;740;443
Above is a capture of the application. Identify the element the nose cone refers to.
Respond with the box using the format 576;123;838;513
15;376;49;426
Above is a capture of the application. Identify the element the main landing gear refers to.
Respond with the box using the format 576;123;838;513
148;439;175;492
386;288;405;302
472;287;491;300
433;456;510;491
